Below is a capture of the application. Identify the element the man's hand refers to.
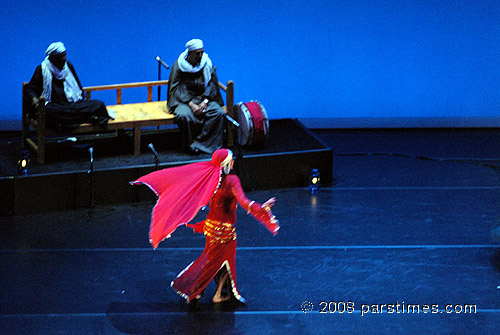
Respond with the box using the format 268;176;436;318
199;99;208;112
32;97;42;110
189;101;203;116
189;100;208;116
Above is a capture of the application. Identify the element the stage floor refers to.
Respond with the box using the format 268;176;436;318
1;128;500;334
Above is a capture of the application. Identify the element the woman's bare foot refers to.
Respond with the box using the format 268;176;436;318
212;271;230;303
212;293;230;303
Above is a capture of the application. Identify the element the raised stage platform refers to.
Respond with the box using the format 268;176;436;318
0;119;333;216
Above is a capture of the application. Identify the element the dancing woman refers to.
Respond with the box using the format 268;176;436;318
132;149;279;304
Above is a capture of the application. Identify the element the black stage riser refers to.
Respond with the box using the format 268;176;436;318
0;149;333;215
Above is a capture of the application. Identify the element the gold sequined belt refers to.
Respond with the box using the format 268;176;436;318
203;219;236;243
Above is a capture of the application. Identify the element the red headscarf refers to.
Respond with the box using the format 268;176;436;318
132;149;233;249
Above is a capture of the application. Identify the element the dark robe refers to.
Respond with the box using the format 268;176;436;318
167;60;225;153
26;61;109;132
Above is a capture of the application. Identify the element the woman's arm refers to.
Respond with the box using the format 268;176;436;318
230;175;280;235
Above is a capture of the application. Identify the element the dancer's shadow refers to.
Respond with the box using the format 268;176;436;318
106;300;245;335
490;220;500;272
491;248;500;272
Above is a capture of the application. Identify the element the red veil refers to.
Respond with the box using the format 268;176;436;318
132;149;232;249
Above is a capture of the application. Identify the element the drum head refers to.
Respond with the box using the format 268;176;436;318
236;102;253;146
244;100;268;147
255;100;269;141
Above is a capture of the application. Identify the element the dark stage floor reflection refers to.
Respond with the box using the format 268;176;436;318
1;128;500;334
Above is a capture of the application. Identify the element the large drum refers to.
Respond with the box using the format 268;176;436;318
235;100;269;148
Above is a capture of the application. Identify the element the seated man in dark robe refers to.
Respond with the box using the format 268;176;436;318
167;39;225;155
25;42;112;132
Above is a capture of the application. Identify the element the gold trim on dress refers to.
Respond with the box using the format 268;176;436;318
203;219;236;243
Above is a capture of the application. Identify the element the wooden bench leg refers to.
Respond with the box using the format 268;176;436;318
133;126;141;155
38;131;46;164
38;102;47;164
22;114;29;150
22;83;29;150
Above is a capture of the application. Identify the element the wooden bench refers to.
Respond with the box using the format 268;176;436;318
22;80;234;164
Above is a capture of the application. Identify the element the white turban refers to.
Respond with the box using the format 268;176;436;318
185;39;203;51
45;42;66;56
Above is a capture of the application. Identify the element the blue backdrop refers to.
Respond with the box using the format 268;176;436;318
1;0;499;126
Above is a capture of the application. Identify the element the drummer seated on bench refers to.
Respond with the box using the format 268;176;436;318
26;42;112;133
167;39;225;155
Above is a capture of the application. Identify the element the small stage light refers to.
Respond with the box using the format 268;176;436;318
309;168;320;194
17;150;30;175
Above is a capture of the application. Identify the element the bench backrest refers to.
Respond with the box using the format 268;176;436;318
23;79;233;108
82;80;234;109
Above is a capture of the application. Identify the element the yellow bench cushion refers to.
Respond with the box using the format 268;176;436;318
107;101;172;123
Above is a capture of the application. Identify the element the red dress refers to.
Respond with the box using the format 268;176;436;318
171;174;279;302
